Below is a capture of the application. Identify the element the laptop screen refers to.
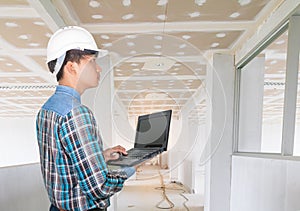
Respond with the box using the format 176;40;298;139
134;110;172;151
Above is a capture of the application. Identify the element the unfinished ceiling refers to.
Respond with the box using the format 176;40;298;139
0;0;288;121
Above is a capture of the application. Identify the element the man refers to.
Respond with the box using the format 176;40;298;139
36;26;135;211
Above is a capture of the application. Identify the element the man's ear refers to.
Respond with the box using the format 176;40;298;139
64;61;78;75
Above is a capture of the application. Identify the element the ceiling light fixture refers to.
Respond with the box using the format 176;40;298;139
122;13;134;20
101;35;110;40
92;14;103;19
179;44;187;49
157;14;167;21
122;0;131;6
5;22;18;27
126;34;137;39
211;42;220;48
229;12;240;18
154;35;163;40
182;35;191;40
194;0;206;6
89;0;101;8
216;33;226;38
188;12;200;18
18;34;30;40
33;21;45;26
157;0;168;6
127;42;135;47
238;0;251;6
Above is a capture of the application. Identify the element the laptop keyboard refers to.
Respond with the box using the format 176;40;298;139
127;148;161;159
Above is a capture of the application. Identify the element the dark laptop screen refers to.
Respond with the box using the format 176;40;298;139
134;110;172;151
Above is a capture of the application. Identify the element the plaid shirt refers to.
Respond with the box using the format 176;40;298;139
36;85;128;211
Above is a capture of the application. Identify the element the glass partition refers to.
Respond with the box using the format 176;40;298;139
238;30;288;153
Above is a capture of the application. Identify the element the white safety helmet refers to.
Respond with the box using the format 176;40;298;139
47;26;108;75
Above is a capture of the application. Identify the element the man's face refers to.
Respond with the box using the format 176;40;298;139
77;55;102;90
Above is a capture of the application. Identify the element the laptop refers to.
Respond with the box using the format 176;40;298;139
107;109;172;167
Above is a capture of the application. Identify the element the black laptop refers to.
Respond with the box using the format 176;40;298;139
108;109;172;167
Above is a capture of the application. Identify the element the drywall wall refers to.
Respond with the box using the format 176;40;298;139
0;117;39;168
230;155;300;211
0;163;49;211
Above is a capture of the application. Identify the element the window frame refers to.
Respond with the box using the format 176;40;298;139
233;15;300;158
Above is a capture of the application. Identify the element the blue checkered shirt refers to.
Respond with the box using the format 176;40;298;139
36;85;128;211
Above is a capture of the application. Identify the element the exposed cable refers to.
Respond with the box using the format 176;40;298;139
155;171;190;210
155;171;175;209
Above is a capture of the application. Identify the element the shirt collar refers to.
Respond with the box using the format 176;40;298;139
55;85;81;103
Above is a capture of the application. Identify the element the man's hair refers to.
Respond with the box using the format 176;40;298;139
47;49;98;81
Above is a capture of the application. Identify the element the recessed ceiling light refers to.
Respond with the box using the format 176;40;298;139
18;34;30;40
127;42;135;47
102;43;112;47
154;35;163;41
122;0;131;6
154;45;162;49
157;0;168;6
6;63;13;66
5;22;18;27
45;33;52;38
157;14;167;21
179;44;187;49
126;34;137;39
211;42;220;48
28;43;40;47
230;12;240;18
89;0;101;8
188;12;200;18
100;35;110;40
182;35;191;40
33;21;45;26
92;14;103;19
216;33;226;38
238;0;251;6
122;14;134;20
194;0;206;6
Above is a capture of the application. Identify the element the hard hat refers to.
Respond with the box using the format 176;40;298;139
46;26;108;75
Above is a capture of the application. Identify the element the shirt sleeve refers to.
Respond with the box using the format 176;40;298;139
59;105;128;201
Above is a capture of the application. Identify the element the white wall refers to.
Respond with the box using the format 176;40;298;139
0;117;49;210
204;53;235;211
230;155;300;211
0;117;39;168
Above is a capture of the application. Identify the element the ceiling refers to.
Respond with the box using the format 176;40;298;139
0;0;291;123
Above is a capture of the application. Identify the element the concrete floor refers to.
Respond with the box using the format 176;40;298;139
116;165;204;211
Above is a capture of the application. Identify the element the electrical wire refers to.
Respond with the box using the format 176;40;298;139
155;171;175;209
155;171;190;210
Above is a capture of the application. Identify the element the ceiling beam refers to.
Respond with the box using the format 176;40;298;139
0;7;39;18
114;75;205;81
83;21;253;34
27;0;66;31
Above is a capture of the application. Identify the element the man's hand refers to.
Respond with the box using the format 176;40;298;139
103;145;128;162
